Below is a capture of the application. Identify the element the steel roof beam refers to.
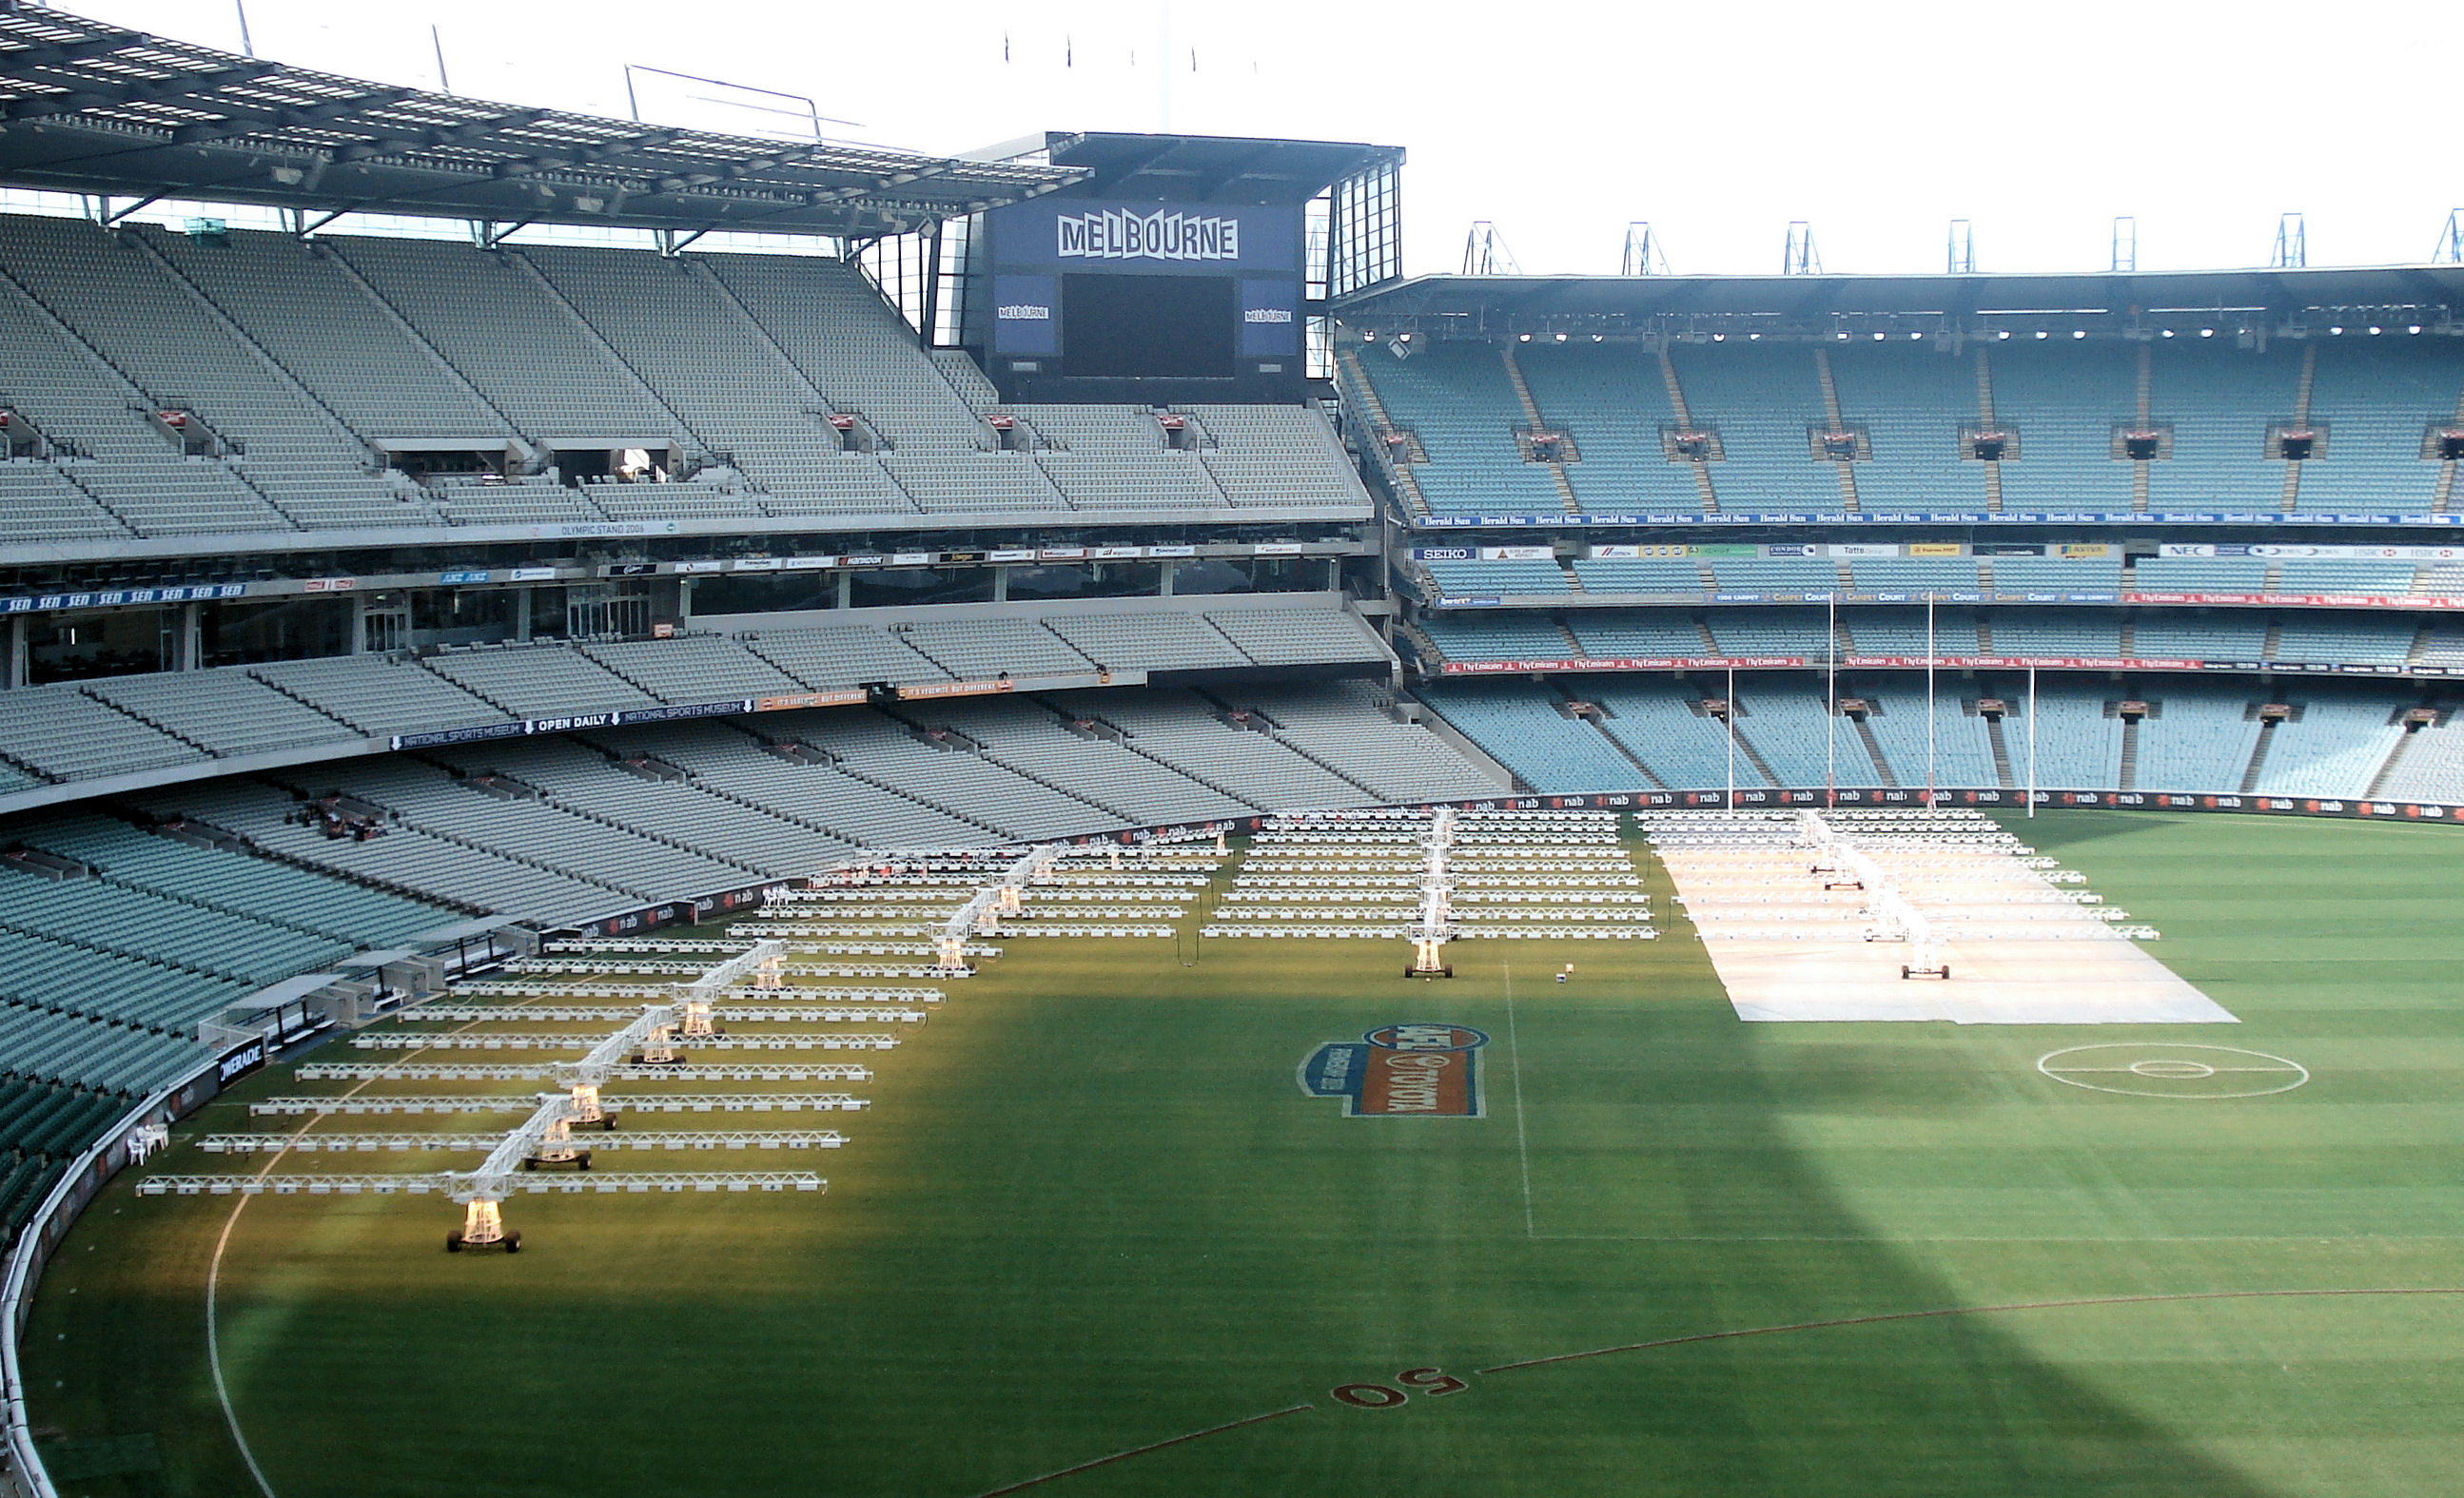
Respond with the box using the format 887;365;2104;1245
479;126;683;183
0;61;282;122
166;88;423;146
325;109;550;164
0;30;150;72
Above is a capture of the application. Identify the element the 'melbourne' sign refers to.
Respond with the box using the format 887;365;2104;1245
1058;209;1240;262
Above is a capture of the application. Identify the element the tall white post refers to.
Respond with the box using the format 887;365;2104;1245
2027;665;2038;819
1725;664;1737;806
1925;593;1938;806
1826;592;1838;807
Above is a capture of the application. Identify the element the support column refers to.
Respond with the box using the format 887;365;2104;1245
514;585;535;642
5;615;25;689
991;566;1009;603
1159;560;1177;597
834;572;852;610
178;601;202;671
352;596;372;654
677;576;696;624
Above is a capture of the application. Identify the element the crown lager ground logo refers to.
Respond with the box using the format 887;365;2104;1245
1299;1024;1488;1118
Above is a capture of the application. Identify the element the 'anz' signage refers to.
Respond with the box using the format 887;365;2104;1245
1059;208;1241;262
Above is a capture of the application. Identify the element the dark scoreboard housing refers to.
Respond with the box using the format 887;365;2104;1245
965;133;1398;404
983;194;1302;399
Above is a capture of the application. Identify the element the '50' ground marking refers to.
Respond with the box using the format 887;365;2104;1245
1331;1367;1469;1408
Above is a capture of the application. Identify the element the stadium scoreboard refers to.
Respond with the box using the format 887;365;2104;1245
979;195;1304;398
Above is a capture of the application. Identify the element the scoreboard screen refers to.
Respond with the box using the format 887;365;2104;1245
1063;273;1235;379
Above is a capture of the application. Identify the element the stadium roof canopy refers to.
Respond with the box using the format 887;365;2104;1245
1335;266;2464;338
968;130;1402;205
0;2;1084;238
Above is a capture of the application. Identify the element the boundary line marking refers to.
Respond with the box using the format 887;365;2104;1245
972;1287;2464;1493
973;1403;1314;1496
1522;1234;2464;1242
1503;962;1534;1238
1475;1286;2464;1375
205;1013;496;1498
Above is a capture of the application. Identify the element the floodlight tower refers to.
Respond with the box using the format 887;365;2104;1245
1783;222;1821;276
1946;219;1975;275
1461;222;1522;276
2110;216;2138;273
1621;222;1672;276
2435;210;2464;265
2271;213;2306;269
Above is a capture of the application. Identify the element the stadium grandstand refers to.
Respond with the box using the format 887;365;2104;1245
9;3;2464;1494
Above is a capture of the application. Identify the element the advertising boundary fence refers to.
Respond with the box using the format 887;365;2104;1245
1412;511;2464;530
1428;590;2464;612
1433;654;2447;678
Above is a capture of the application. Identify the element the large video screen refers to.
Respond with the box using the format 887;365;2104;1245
1062;273;1236;379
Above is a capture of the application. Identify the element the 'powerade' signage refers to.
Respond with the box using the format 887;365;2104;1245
218;1038;267;1083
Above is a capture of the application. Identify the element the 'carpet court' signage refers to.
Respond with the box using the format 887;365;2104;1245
1300;1024;1488;1118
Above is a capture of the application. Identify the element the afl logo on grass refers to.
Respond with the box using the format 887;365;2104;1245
1300;1024;1488;1118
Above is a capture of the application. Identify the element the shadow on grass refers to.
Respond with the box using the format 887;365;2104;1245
18;826;2384;1498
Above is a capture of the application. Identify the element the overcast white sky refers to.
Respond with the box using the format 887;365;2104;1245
69;0;2462;279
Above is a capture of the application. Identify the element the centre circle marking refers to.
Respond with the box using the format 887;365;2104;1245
2129;1059;2215;1079
2037;1043;2309;1099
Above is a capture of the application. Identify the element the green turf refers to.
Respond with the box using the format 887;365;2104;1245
23;811;2464;1496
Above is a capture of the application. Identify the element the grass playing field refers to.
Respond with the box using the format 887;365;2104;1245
22;809;2464;1497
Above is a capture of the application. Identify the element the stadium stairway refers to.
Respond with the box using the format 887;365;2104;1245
1848;712;1898;788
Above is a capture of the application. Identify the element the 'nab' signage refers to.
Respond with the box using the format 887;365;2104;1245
1300;1023;1488;1118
